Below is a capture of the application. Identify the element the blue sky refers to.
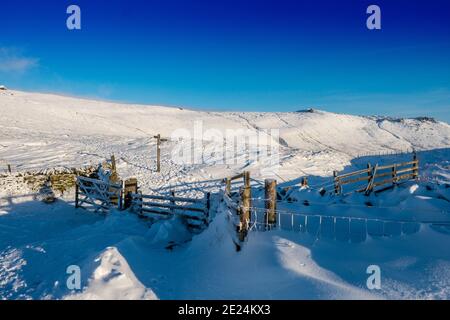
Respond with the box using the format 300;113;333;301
1;0;449;122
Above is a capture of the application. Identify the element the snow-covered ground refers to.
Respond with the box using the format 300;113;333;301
1;89;450;299
2;90;450;187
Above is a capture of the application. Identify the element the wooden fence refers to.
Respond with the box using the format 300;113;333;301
223;179;450;249
75;174;210;229
130;192;210;229
333;153;419;195
221;161;431;251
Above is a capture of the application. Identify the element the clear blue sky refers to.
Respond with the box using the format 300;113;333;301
1;0;449;122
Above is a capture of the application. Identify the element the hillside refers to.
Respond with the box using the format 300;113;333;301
1;89;449;183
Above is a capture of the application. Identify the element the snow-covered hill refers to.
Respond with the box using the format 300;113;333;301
1;90;449;185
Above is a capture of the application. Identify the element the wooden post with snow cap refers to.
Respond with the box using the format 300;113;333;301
264;179;277;229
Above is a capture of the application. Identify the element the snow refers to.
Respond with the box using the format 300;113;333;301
65;247;157;300
1;90;450;184
1;90;450;299
2;197;448;299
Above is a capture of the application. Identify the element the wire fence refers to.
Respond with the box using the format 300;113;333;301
248;197;450;214
245;206;450;243
354;148;417;159
222;185;450;243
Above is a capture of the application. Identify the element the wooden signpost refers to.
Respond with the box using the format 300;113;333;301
154;134;161;173
153;134;168;173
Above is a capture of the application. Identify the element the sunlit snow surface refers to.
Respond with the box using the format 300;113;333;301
1;90;449;299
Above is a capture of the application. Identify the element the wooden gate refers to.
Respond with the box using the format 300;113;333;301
75;176;122;213
130;192;210;229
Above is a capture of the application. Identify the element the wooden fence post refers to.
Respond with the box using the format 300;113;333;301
7;164;11;174
237;206;246;242
365;164;378;195
301;177;308;187
111;154;116;172
75;183;79;208
333;171;340;194
154;134;161;173
392;163;397;186
240;171;252;237
413;152;419;180
137;192;143;216
225;177;231;195
205;192;211;221
264;179;277;229
118;182;123;210
123;178;138;210
170;190;175;214
367;163;372;191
